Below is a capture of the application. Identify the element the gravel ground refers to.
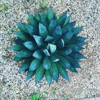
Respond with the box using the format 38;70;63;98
0;0;100;100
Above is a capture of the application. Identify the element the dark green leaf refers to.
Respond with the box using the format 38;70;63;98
65;56;80;68
9;44;25;51
43;49;50;56
36;65;44;82
23;41;38;50
28;14;38;28
45;35;53;42
13;38;24;44
50;63;58;82
62;31;73;43
39;23;48;38
57;39;64;49
48;7;54;22
26;71;35;80
13;56;24;61
52;26;62;42
65;44;83;52
57;64;69;81
70;52;85;59
25;24;38;36
43;56;51;70
33;35;44;47
62;21;76;33
33;50;43;59
14;32;29;41
48;19;57;34
15;49;33;58
19;58;32;72
49;44;57;53
73;27;83;35
58;48;72;56
63;15;71;26
50;54;59;62
29;59;41;71
58;56;71;69
16;22;28;33
57;12;66;27
40;11;49;27
34;12;41;22
45;70;52;85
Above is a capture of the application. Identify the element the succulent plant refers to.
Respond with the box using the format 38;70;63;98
10;7;86;84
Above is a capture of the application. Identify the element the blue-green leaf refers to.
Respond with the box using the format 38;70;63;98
39;23;48;38
15;49;33;58
29;59;41;71
9;44;25;51
33;35;44;47
23;41;38;50
25;24;38;36
62;21;76;33
26;71;35;80
48;7;54;22
63;15;71;26
36;65;44;82
43;56;51;70
45;35;53;42
13;38;24;44
17;22;28;33
28;14;38;28
57;39;64;49
50;54;59;62
50;63;58;82
49;44;57;53
73;27;83;35
34;12;41;22
43;49;50;56
57;64;69;81
62;31;73;43
45;70;52;85
33;50;43;59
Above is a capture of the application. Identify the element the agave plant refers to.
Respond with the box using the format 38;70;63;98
10;7;86;84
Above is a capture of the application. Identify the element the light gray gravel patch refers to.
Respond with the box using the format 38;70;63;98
0;0;100;100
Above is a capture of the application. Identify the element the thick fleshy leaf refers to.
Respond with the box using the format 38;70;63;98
65;56;80;68
28;14;38;28
49;44;57;53
39;23;48;38
62;31;73;43
77;42;86;46
40;11;49;27
48;19;57;34
26;71;35;80
57;64;69;81
33;50;43;59
13;56;24;61
71;36;86;42
50;54;59;62
36;65;44;82
33;35;44;47
62;21;76;33
58;56;71;69
14;32;29;41
63;15;71;26
73;27;83;35
43;49;50;56
52;26;62;42
65;44;83;52
34;12;41;22
15;49;33;58
19;58;32;72
43;56;51;70
9;44;25;51
48;7;54;22
25;24;38;36
68;67;78;73
57;12;66;27
45;35;53;42
50;63;58;82
29;59;41;71
57;39;64;49
13;38;23;44
16;22;28;33
70;52;85;59
23;41;38;50
45;70;52;85
58;48;72;56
